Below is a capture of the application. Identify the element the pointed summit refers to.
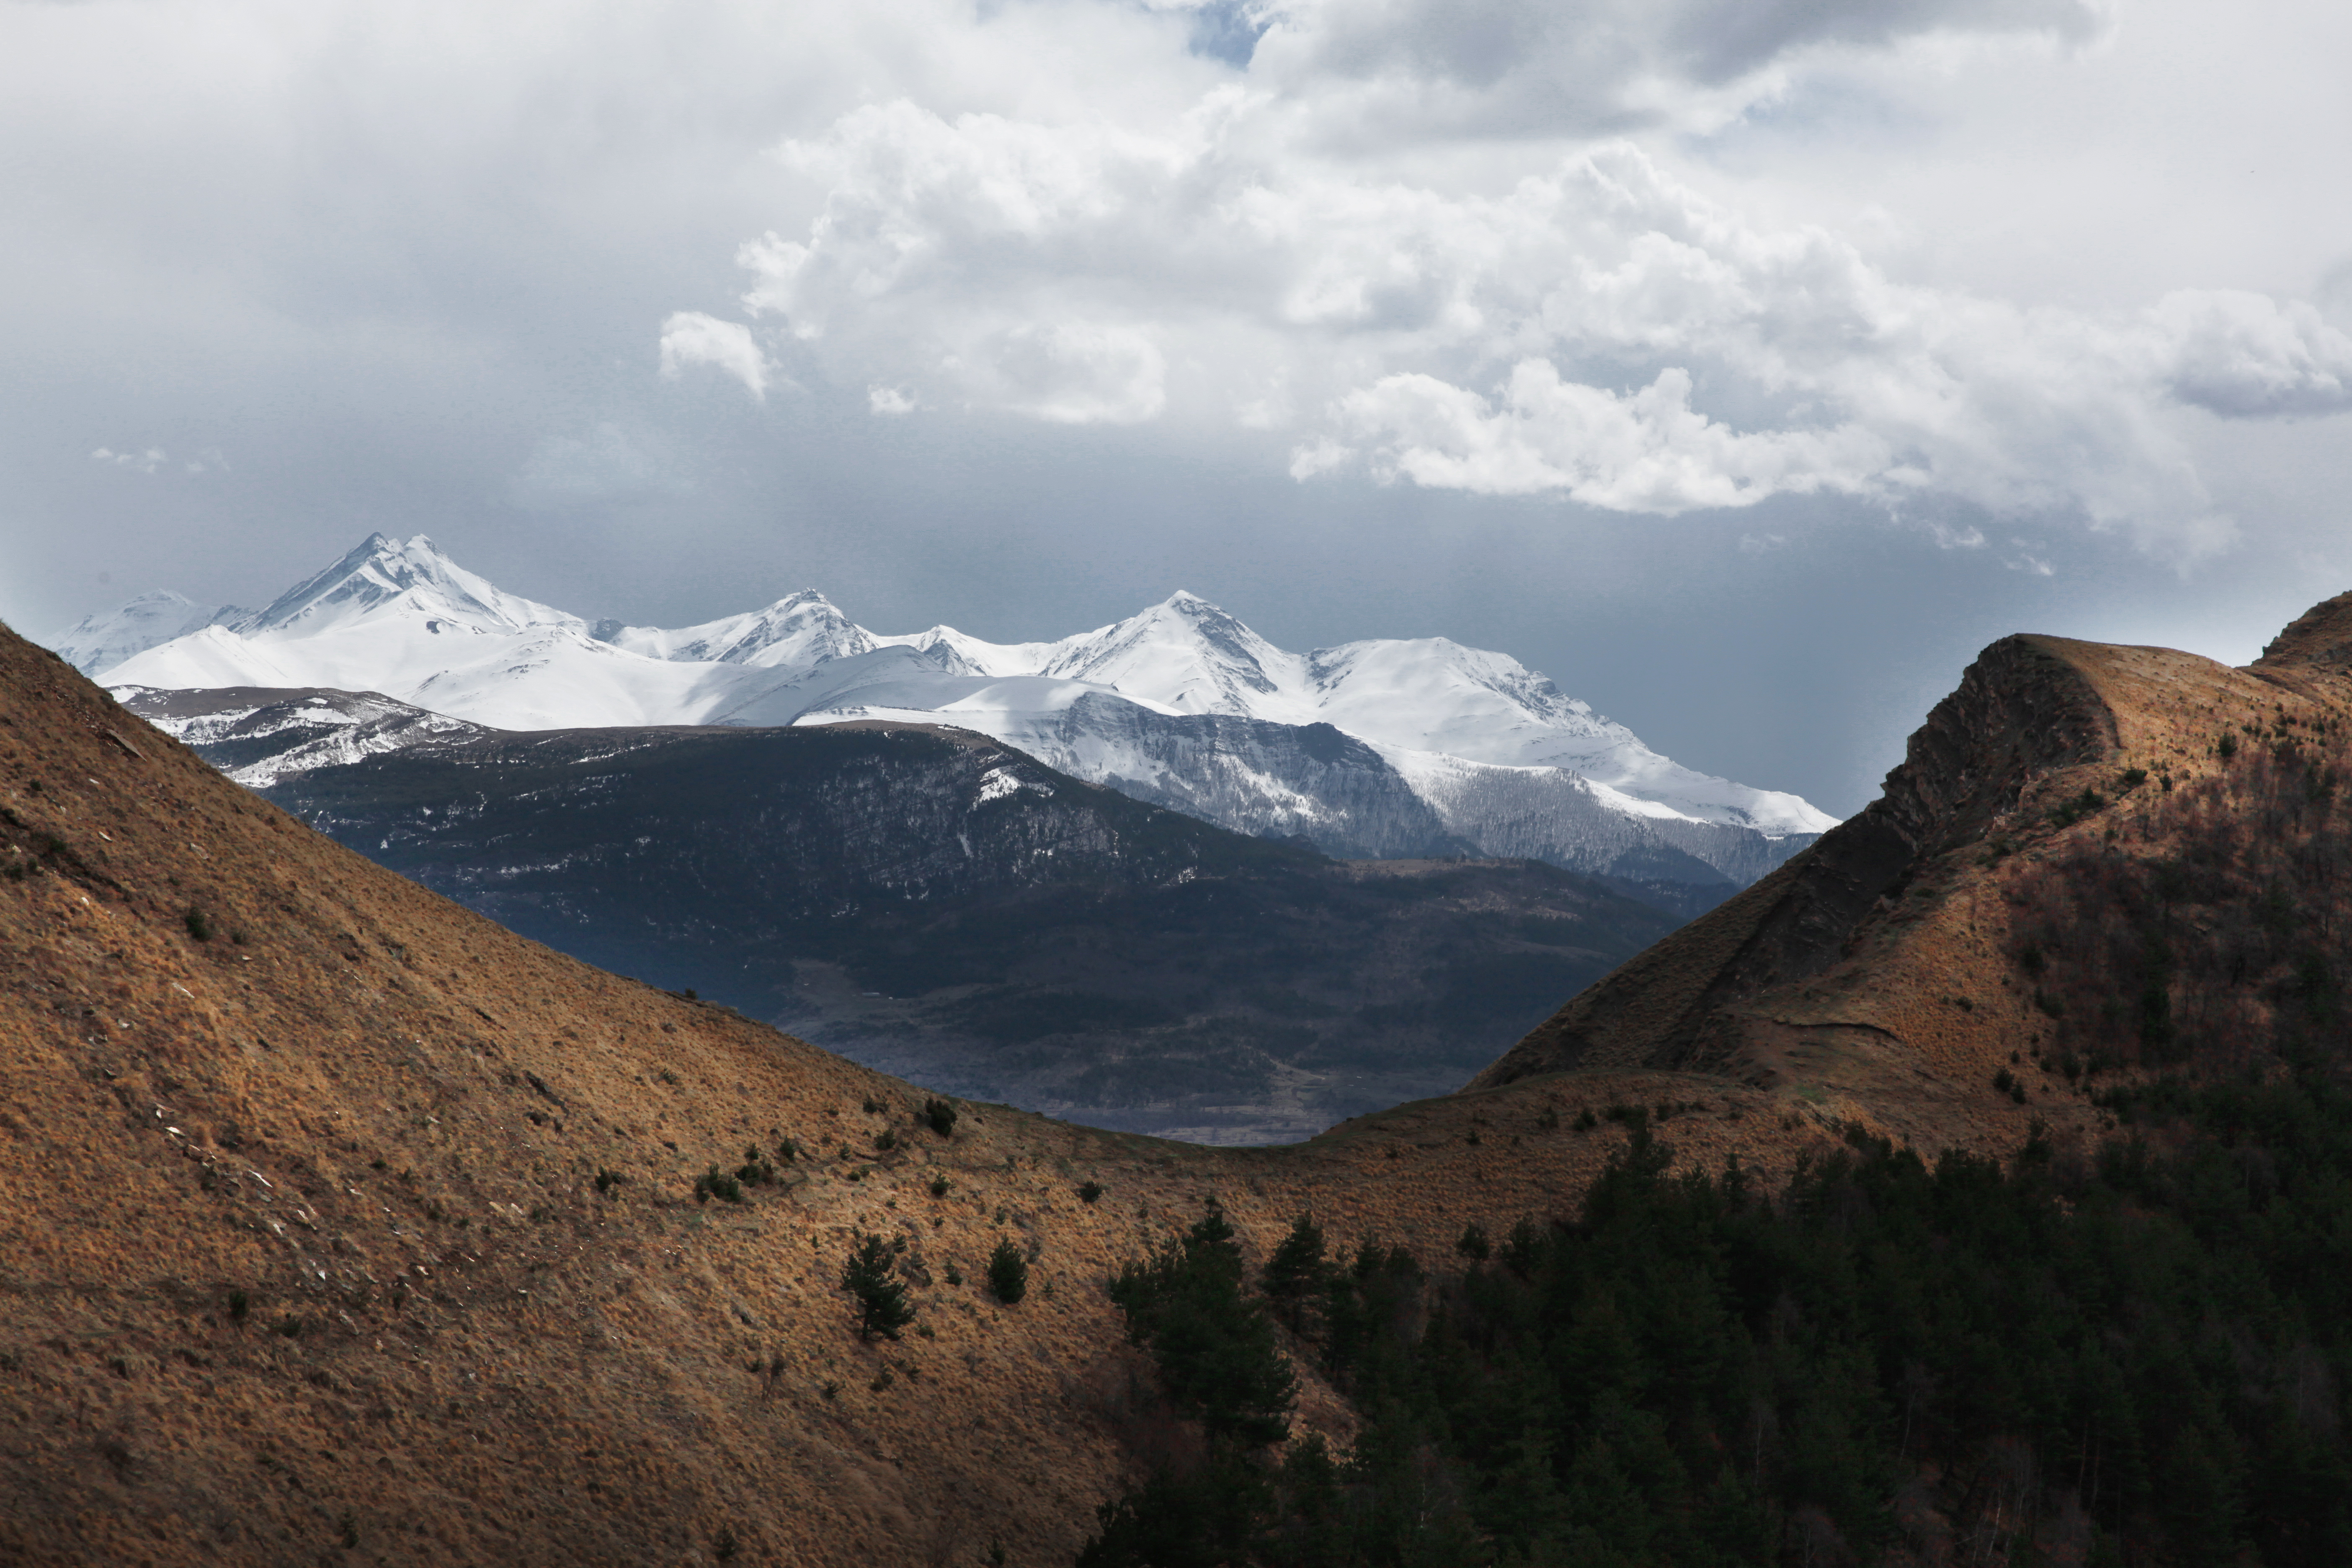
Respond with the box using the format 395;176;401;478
94;551;1842;864
1038;591;1308;718
234;533;579;639
2254;588;2352;678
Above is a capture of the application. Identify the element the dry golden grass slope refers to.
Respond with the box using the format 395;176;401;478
1478;589;2352;1157
0;619;1849;1568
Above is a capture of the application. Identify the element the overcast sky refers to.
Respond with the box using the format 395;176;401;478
5;0;2349;815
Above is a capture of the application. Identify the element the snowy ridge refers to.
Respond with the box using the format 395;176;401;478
81;533;1835;892
51;590;241;676
596;589;877;669
1382;748;1803;890
815;692;1465;861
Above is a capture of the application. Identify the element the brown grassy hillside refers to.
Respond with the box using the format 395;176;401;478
1476;590;2352;1157
0;620;1840;1568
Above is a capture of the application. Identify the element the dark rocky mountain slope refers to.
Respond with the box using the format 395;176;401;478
120;682;1767;918
245;718;1679;1141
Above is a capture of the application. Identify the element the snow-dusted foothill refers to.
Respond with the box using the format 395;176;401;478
117;686;495;790
85;533;1835;895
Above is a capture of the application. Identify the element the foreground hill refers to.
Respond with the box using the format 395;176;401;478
1481;593;2352;1143
0;619;1805;1565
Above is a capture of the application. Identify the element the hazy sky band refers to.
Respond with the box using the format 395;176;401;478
5;0;2349;814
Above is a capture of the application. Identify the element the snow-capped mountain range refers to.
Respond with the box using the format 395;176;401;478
64;533;1836;895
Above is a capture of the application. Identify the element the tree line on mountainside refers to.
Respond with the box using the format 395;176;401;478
1074;1068;2352;1566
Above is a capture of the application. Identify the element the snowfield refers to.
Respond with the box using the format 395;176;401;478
83;533;1837;889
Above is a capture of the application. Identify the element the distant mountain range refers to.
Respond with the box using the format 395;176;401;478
59;532;1836;904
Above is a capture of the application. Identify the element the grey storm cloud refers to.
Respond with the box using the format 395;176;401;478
2149;291;2352;420
1220;0;2107;136
1266;0;2100;83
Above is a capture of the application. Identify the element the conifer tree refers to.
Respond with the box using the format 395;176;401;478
839;1234;915;1341
986;1238;1029;1304
1261;1213;1328;1332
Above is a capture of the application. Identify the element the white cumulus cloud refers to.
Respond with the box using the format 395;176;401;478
714;95;2341;557
658;311;771;400
2144;290;2352;420
1327;363;1889;513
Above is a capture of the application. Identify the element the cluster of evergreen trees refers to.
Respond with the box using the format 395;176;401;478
1083;1076;2352;1565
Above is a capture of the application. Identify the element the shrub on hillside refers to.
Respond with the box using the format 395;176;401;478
694;1168;743;1204
1259;1214;1327;1333
2005;729;2352;1073
985;1239;1028;1305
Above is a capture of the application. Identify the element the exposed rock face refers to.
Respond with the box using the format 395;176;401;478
1395;756;1802;900
119;684;493;787
2254;587;2352;679
90;534;1833;910
1469;634;2118;1088
1468;610;2352;1152
131;682;1799;916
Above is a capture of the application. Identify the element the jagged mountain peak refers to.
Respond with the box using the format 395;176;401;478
233;531;578;639
90;586;199;616
1469;601;2352;1111
77;533;1840;859
1306;635;1610;734
1038;589;1302;717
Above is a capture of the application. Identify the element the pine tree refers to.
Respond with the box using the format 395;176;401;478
840;1234;915;1341
1261;1213;1328;1333
986;1239;1029;1304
